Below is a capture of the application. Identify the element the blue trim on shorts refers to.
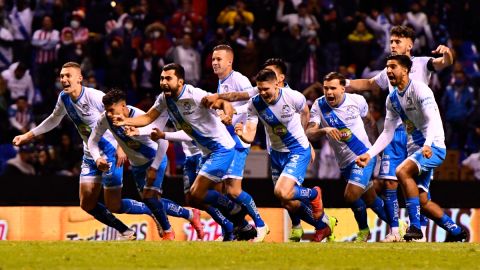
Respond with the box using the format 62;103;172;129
270;147;311;186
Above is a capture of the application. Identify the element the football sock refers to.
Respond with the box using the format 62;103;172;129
351;199;368;230
405;197;421;229
162;198;191;220
86;202;129;233
383;189;399;229
231;191;265;227
144;198;171;231
119;199;152;215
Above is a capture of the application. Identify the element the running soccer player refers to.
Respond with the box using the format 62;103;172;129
235;69;335;242
347;25;454;241
87;89;204;240
307;72;389;242
356;54;467;242
112;63;250;241
12;62;142;240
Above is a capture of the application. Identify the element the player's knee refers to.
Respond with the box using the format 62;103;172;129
80;200;95;212
344;191;357;204
226;185;242;198
105;202;121;213
273;186;291;201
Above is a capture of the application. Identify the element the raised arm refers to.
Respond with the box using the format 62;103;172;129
114;107;160;127
431;45;454;71
347;78;381;93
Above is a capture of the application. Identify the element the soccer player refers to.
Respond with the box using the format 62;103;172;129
235;69;334;242
208;44;268;241
347;25;454;241
356;54;467;242
112;63;250;241
87;89;204;240
306;72;389;242
12;62;143;240
204;58;321;241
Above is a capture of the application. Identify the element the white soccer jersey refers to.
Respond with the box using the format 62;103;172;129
310;93;371;169
89;106;168;167
218;70;254;148
181;141;202;157
31;86;117;160
247;88;309;153
153;84;235;155
373;56;433;92
384;80;446;154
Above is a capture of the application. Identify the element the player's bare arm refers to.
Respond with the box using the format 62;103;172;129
235;121;257;144
114;107;160;127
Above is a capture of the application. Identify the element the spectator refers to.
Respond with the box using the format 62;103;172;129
347;20;375;77
53;133;81;176
131;42;164;100
31;15;59;106
8;96;35;137
0;20;13;71
56;28;84;68
1;62;34;105
108;16;143;62
8;0;32;63
34;146;55;176
144;22;172;58
67;9;89;45
167;33;201;85
217;0;254;27
276;1;319;38
3;143;35;176
104;37;131;91
461;151;480;180
441;70;475;149
169;0;207;43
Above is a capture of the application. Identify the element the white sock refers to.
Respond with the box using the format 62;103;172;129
421;226;427;236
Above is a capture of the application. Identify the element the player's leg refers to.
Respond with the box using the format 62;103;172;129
417;173;467;242
79;159;132;238
224;148;266;230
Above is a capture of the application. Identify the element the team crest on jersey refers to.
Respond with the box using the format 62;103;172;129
404;119;415;134
80;104;92;116
182;101;192;111
407;97;413;105
282;105;291;114
273;125;287;136
221;84;229;92
77;123;91;136
127;140;141;150
339;128;353;142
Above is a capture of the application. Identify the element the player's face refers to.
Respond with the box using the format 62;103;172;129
264;65;285;86
60;67;83;93
386;59;408;87
390;35;412;56
212;49;233;78
105;101;126;120
257;79;279;104
323;79;345;107
160;70;183;97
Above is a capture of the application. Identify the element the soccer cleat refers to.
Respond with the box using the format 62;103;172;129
252;224;270;242
190;209;205;240
235;224;257;241
312;226;331;242
326;216;338;242
399;219;408;239
310;186;324;219
222;231;236;242
162;230;175;241
381;232;402;242
444;228;469;242
354;228;371;242
403;226;423;241
289;227;304;242
117;229;136;241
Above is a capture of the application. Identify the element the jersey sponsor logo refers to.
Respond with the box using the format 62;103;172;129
77;123;92;137
126;140;141;150
79;103;92;116
339;128;353;142
180;122;193;134
404;119;416;134
273;125;287;136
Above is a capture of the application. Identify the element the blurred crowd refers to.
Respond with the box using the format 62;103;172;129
0;0;479;179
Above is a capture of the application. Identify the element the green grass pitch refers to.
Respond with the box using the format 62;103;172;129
1;242;479;269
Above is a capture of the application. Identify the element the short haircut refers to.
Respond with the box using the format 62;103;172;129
16;96;27;102
213;44;234;60
102;89;126;108
262;58;287;75
62;62;81;70
390;26;416;42
162;63;185;80
386;54;413;73
323;72;346;86
255;68;277;83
